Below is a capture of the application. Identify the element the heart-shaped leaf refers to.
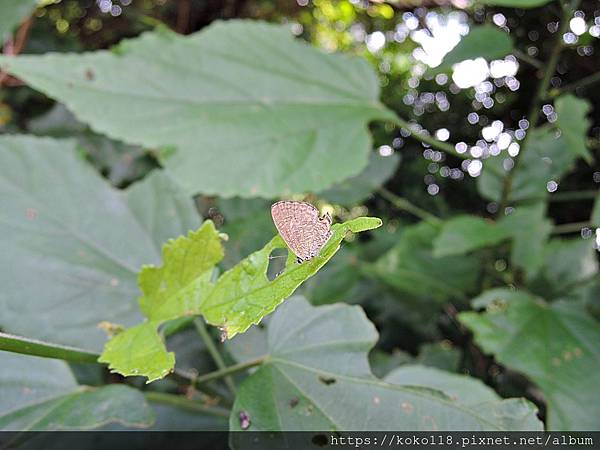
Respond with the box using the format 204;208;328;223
0;21;395;198
229;297;542;431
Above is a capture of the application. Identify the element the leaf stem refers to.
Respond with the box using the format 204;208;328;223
0;332;100;363
378;187;441;224
552;221;591;235
391;114;504;178
143;391;230;418
184;356;267;387
193;318;237;394
393;114;466;159
550;71;600;98
512;48;543;69
497;0;578;213
549;272;599;299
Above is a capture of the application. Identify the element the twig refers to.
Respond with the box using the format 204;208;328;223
187;356;266;386
378;187;441;224
552;221;591;235
392;114;504;178
144;391;230;418
550;71;600;97
513;48;543;70
193;318;237;394
497;1;578;213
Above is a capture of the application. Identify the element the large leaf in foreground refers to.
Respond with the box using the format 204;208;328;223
0;351;153;431
460;291;600;430
201;216;382;338
230;297;542;431
0;135;200;350
385;365;499;407
0;20;394;198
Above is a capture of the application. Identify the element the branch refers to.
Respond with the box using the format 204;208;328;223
0;332;99;363
550;71;600;98
378;187;441;224
194;318;237;394
392;114;504;178
552;221;591;235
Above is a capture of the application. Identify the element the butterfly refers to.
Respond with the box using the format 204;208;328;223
271;201;333;264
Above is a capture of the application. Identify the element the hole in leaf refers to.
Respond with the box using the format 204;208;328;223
267;248;288;281
318;375;336;385
289;397;299;408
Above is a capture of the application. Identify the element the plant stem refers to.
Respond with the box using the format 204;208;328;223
193;318;237;394
143;391;230;418
0;332;99;363
393;114;465;159
392;114;504;178
552;221;591;235
378;187;441;224
513;48;543;69
551;71;600;97
497;1;577;213
187;356;267;387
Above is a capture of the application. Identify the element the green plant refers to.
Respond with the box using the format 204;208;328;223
0;0;598;436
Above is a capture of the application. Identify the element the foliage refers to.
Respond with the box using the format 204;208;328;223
0;0;598;437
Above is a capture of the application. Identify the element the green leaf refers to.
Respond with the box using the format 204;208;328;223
528;238;597;299
98;322;175;383
0;351;154;430
478;128;577;203
319;152;400;206
416;342;460;372
0;20;394;198
385;365;499;407
0;135;200;350
433;215;510;257
0;0;37;39
99;220;224;382
29;103;152;187
498;203;552;278
592;191;600;227
435;25;513;72
202;216;382;339
555;94;592;163
230;297;542;431
372;222;478;302
138;221;225;321
99;216;379;381
460;292;600;430
477;0;552;8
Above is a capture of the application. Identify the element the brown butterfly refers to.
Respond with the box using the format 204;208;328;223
271;201;332;264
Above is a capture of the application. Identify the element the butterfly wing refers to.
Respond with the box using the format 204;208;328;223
271;201;332;261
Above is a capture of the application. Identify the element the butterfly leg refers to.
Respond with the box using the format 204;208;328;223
296;256;304;264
